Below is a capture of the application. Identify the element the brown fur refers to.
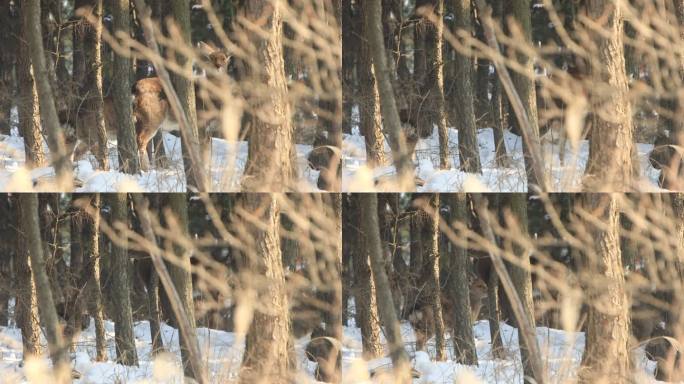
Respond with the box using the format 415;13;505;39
408;278;488;351
133;77;170;170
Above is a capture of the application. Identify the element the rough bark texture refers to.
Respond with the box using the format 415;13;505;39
13;196;41;357
16;1;46;168
451;0;482;173
166;194;198;380
107;193;139;366
82;194;107;361
170;0;203;189
583;2;636;191
358;1;387;167
19;194;70;383
112;0;141;174
507;0;541;188
360;194;410;380
421;1;451;169
445;194;478;364
239;194;291;383
579;194;630;383
24;0;72;186
364;0;414;188
240;1;297;192
503;194;537;383
79;0;109;169
344;195;382;358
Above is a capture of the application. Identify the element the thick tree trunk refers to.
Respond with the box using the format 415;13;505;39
170;0;203;189
450;0;482;173
358;0;387;167
79;0;109;169
240;1;297;191
421;1;451;169
364;0;414;188
579;194;630;383
360;194;410;380
166;194;199;380
13;195;41;358
16;1;46;168
420;195;446;360
445;194;478;364
239;194;291;383
344;195;383;358
506;0;542;188
583;2;636;191
112;0;141;174
107;193;139;366
24;0;72;185
19;194;70;383
502;194;537;383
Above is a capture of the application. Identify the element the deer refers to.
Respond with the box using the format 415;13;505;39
132;42;231;170
407;277;488;351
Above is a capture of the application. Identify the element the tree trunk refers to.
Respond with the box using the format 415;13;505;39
578;194;630;383
107;193;139;366
344;195;383;358
502;194;537;383
81;194;107;362
364;0;414;188
24;0;72;185
112;0;141;174
170;0;203;189
13;196;41;357
19;194;70;383
165;194;199;380
583;2;636;191
506;0;541;188
445;193;478;364
358;0;387;167
239;194;291;383
240;1;297;192
450;0;482;173
79;0;109;170
421;1;451;169
16;0;46;168
420;195;446;360
360;194;410;380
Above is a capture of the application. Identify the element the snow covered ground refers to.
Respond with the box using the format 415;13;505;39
342;320;662;384
342;126;663;192
0;132;320;192
0;319;319;383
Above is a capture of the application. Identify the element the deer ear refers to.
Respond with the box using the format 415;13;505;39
199;41;216;56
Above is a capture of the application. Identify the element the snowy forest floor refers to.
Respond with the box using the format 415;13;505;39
0;319;319;383
342;320;663;384
0;128;320;192
342;126;663;192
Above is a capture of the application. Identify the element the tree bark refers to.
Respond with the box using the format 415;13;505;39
421;1;451;169
445;193;478;364
240;1;297;192
81;194;107;361
578;194;630;383
165;193;199;380
16;0;46;168
582;2;636;191
112;0;141;174
360;194;410;380
19;194;70;383
450;0;482;173
420;195;446;360
506;0;542;188
107;193;139;366
239;194;291;383
24;0;72;186
344;195;383;358
364;0;414;189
